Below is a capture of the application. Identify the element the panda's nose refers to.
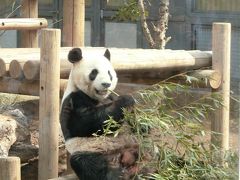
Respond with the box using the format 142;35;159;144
102;83;111;88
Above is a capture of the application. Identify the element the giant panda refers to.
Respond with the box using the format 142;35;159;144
60;48;135;180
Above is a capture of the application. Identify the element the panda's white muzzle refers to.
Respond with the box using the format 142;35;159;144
95;88;108;96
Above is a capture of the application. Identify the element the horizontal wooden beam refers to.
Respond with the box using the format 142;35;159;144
0;77;67;97
0;18;48;30
0;77;145;98
190;69;221;89
0;48;212;80
23;60;71;80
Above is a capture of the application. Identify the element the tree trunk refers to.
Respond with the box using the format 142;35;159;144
155;0;171;49
138;0;171;49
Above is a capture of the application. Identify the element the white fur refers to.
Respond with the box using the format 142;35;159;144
62;52;118;103
62;50;119;154
65;133;138;154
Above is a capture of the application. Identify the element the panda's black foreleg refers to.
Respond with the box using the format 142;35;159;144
70;151;123;180
70;151;108;180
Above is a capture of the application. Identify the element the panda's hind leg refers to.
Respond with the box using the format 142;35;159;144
70;151;108;180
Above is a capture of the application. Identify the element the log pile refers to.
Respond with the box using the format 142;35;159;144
0;48;216;96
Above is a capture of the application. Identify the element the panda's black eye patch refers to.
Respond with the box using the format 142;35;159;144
89;69;98;81
108;70;113;81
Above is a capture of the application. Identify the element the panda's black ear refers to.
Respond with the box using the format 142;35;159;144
68;48;83;63
104;49;110;61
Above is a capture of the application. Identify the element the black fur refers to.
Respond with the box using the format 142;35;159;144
60;90;134;180
89;69;99;81
108;70;113;81
68;48;83;63
70;152;122;180
70;151;108;180
60;90;135;139
61;48;135;179
104;49;111;61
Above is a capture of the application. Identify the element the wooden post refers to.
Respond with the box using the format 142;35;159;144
38;28;61;180
0;157;21;180
211;23;231;151
63;0;85;46
20;0;39;47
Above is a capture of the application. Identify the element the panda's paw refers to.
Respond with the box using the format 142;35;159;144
116;95;135;108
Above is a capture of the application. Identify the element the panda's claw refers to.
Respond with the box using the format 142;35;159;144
116;95;135;108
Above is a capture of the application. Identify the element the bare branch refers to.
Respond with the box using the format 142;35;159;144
0;1;21;38
138;0;156;49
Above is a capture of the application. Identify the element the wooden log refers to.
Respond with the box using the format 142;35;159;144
0;77;67;97
211;23;231;151
23;60;40;80
20;0;41;47
38;28;61;180
0;157;21;180
0;77;66;96
0;77;140;99
9;60;25;79
0;77;39;96
0;48;212;69
0;58;9;77
189;69;221;89
9;49;212;80
0;18;47;30
63;0;85;46
23;60;72;80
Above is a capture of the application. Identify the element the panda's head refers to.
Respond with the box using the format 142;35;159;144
68;48;118;101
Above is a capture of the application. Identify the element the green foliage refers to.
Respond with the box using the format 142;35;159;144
121;77;238;179
113;0;141;21
93;116;122;137
102;116;122;137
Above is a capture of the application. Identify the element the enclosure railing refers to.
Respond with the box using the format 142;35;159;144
0;23;231;180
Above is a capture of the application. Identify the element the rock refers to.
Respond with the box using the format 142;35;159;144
3;109;30;143
5;109;29;126
0;114;17;157
9;143;38;163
